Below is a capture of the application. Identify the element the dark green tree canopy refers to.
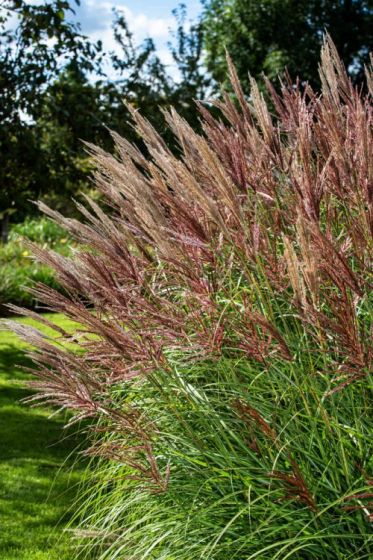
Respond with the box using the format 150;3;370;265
202;0;373;88
0;1;210;227
0;0;102;222
0;0;101;122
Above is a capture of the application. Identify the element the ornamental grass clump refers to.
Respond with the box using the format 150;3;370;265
8;38;372;558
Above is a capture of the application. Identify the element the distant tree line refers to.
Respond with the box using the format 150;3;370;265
0;0;208;237
1;0;372;239
202;0;372;89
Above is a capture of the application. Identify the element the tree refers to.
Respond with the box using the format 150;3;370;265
34;61;106;215
168;4;212;128
0;0;101;238
99;7;173;146
201;0;373;88
0;1;210;240
101;4;211;143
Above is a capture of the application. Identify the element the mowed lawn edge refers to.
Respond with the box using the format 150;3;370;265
0;314;87;560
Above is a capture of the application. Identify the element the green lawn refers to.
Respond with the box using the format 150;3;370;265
0;314;86;560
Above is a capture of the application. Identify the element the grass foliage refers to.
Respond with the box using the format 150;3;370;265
8;39;373;559
0;315;85;560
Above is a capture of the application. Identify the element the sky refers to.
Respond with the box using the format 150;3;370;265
69;0;203;75
18;1;203;77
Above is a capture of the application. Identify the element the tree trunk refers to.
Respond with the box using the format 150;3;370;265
1;212;10;244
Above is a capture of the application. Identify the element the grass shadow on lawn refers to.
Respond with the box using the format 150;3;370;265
0;319;87;560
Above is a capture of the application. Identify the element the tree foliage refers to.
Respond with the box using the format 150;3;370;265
202;0;373;88
0;0;101;225
4;0;371;233
0;1;209;227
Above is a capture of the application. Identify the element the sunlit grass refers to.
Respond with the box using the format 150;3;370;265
0;314;86;560
0;218;75;311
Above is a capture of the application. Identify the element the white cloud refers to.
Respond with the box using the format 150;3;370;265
124;9;174;39
77;1;179;78
22;1;182;80
81;1;174;41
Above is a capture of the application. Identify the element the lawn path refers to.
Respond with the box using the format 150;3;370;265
0;315;85;560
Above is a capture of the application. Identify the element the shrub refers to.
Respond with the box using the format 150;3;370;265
8;216;71;244
9;39;373;559
0;218;73;311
